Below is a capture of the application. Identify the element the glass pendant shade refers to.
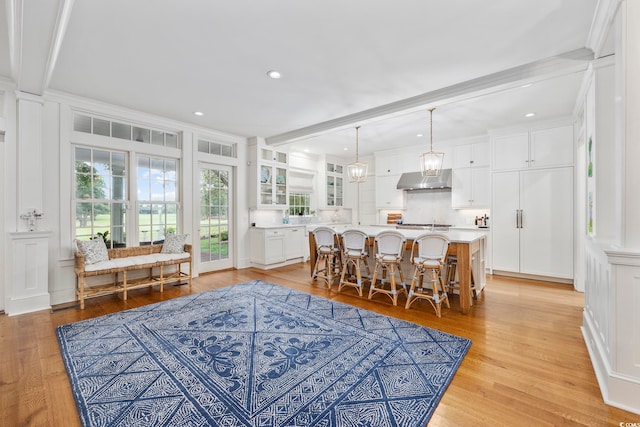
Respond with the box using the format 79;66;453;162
347;161;368;182
420;151;444;177
420;107;444;177
348;126;368;183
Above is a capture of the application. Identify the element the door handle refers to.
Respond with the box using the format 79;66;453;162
516;210;520;228
518;209;523;229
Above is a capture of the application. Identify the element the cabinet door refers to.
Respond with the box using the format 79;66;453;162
530;126;573;168
470;166;490;208
451;168;472;208
492;171;520;272
520;168;573;278
453;145;473;169
265;231;286;264
375;175;406;209
375;153;406;176
285;227;304;260
493;133;529;171
471;142;490;167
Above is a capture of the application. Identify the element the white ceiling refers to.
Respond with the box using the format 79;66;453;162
1;0;598;158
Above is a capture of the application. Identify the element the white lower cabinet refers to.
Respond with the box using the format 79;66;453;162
492;167;574;279
250;227;305;269
285;227;305;260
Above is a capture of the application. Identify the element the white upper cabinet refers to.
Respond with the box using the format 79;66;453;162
375;152;410;176
452;166;490;209
375;175;407;209
452;141;490;209
453;141;490;168
530;126;574;168
492;133;530;170
493;125;574;171
249;142;289;209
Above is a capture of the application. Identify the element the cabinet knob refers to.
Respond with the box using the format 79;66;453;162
470;160;474;164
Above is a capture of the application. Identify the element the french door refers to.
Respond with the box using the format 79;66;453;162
198;164;233;272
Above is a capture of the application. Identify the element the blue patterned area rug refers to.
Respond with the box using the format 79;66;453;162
57;280;471;426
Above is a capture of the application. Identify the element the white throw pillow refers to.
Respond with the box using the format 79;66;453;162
161;233;188;254
76;239;109;265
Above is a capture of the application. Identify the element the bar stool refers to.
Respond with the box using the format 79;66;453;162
445;255;477;305
338;229;371;297
311;226;341;288
368;230;407;306
405;232;451;317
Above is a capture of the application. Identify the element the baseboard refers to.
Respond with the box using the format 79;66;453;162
492;270;574;285
582;310;640;415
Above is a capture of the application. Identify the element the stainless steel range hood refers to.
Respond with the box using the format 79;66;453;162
396;169;452;191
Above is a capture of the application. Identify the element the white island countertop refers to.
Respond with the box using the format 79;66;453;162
307;224;487;243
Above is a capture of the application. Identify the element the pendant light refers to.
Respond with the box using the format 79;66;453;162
420;108;444;177
347;125;368;183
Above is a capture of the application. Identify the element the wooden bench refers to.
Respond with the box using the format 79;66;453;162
74;244;192;309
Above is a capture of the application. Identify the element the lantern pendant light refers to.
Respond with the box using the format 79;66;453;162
347;125;368;183
420;108;444;177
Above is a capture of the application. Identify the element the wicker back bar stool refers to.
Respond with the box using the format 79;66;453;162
311;226;341;288
368;230;407;306
338;229;371;296
405;232;451;317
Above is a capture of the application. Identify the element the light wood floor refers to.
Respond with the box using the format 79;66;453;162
1;263;638;426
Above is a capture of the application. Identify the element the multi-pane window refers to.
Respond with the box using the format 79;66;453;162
74;147;127;248
137;156;179;245
289;192;311;216
73;114;179;148
197;139;235;158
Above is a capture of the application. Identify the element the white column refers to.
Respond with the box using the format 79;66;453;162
4;92;51;314
621;0;640;248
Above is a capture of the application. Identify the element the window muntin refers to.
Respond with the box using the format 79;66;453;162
74;147;127;248
197;138;235;158
289;192;311;216
137;156;179;245
73;113;180;149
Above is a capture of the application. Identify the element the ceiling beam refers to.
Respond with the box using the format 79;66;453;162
265;47;594;146
6;0;75;95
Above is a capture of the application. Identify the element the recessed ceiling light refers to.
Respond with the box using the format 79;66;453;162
267;70;282;79
417;133;423;137
194;111;204;116
525;112;536;118
521;83;533;88
304;148;309;153
343;147;349;151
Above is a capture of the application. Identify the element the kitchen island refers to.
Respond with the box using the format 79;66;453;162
308;225;487;314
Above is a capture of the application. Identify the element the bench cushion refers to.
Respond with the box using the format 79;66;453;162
85;257;136;272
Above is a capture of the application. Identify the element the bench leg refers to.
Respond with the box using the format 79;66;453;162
78;275;85;310
123;271;128;301
159;265;164;293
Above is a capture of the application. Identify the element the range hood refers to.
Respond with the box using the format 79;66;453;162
396;169;452;191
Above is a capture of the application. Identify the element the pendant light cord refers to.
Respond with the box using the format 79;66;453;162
355;125;361;161
428;108;435;151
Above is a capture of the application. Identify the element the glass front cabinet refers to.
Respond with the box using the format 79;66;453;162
325;162;343;207
251;144;288;208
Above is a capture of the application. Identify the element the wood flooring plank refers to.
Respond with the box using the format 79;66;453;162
1;264;638;426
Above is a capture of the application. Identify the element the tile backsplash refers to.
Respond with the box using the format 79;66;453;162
379;190;489;226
